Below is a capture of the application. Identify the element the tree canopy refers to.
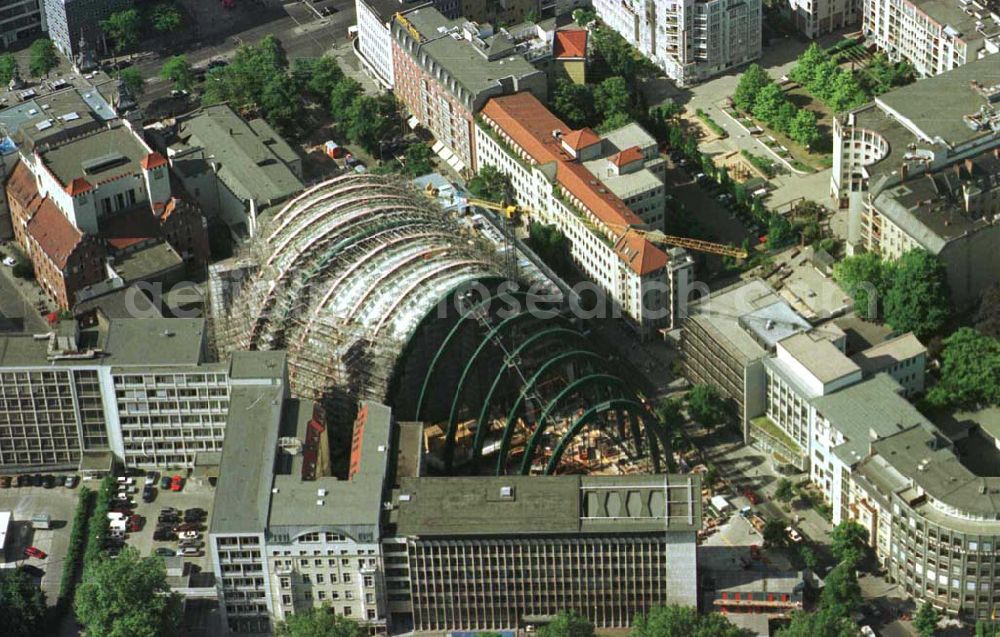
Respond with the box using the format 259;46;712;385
403;142;435;176
776;606;859;637
914;601;939;637
0;53;18;86
830;520;867;568
631;604;749;637
0;567;47;637
788;109;820;148
883;249;951;339
467;166;512;202
28;39;58;77
102;9;141;54
150;4;182;33
551;79;596;129
275;607;365;637
159;55;194;92
832;252;895;320
789;43;827;86
119;67;145;97
925;328;1000;409
537;611;595;637
733;64;770;113
686;384;727;426
74;547;182;637
763;519;788;547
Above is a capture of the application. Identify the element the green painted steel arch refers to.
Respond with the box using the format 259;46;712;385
514;373;630;475
469;328;590;465
544;398;645;474
443;308;551;470
493;350;606;474
412;287;525;420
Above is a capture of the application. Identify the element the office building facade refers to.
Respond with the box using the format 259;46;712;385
0;0;45;48
43;0;133;57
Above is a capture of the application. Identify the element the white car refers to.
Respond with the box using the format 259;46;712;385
2;256;16;267
178;547;202;557
178;531;200;541
785;526;803;543
116;477;134;486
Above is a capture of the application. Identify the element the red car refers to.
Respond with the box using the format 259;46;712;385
127;515;145;532
170;475;183;492
23;546;46;559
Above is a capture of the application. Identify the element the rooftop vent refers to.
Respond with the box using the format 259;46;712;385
317;488;327;497
399;494;412;502
82;151;127;174
500;485;514;499
316;500;324;506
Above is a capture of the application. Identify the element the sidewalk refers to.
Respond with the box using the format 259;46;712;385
0;242;55;333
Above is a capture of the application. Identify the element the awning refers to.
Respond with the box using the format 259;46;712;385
431;140;445;153
447;154;466;173
407;115;420;130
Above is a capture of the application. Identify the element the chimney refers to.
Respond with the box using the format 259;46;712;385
900;163;909;181
964;158;974;174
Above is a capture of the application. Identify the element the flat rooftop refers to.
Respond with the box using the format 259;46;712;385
778;332;860;384
811;374;928;467
394;474;701;537
689;278;810;364
41;125;149;187
851;332;926;374
0;86;115;150
101;318;205;367
110;242;184;284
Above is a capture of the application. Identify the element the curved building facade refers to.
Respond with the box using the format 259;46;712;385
220;174;669;476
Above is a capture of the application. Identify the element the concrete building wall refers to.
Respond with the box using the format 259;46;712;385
862;0;974;77
787;0;858;39
0;0;45;48
355;0;395;89
43;0;133;57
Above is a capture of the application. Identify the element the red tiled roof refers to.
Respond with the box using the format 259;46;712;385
611;146;644;168
614;230;668;275
480;92;668;275
553;29;587;59
140;152;168;170
562;127;601;151
6;161;42;212
64;177;93;196
27;197;84;270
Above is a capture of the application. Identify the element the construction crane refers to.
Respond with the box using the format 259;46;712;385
609;224;749;259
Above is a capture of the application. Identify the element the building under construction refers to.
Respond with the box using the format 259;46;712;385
216;173;670;476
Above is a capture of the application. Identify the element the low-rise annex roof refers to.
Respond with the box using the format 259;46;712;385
553;29;587;59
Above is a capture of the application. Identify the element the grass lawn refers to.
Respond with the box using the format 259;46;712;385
730;87;834;173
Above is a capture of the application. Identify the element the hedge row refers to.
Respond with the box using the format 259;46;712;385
59;486;92;602
83;477;114;569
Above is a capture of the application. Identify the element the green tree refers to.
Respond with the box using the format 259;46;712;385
656;397;685;429
28;39;58;77
528;222;572;276
763;519;787;547
74;547;182;637
832;252;893;320
790;42;827;86
275;607;365;637
686;384;726;426
598;111;632;133
820;562;862;616
294;56;343;101
884;249;951;339
403;142;434;176
788;109;820;148
777;606;858;637
830;520;867;568
260;74;306;140
551;79;596;129
119;67;145;97
632;604;749;637
775;478;794;502
0;53;18;85
345;93;398;154
573;8;598;26
150;4;182;33
752;83;787;124
101;9;141;54
773;101;797;134
807;60;840;102
827;70;866;112
538;611;594;637
799;545;818;570
914;601;939;637
733;63;770;113
595;76;631;118
0;568;47;637
925;328;1000;408
159;55;194;92
766;213;795;250
329;78;363;119
467;165;512;202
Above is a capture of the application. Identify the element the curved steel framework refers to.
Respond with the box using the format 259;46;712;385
218;175;669;475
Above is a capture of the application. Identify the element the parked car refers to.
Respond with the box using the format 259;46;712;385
23;546;47;559
42;475;55;489
184;508;206;521
160;507;179;515
178;540;204;549
159;476;172;490
20;565;43;578
11;475;21;487
173;522;202;532
178;547;202;557
0;476;9;488
178;531;200;541
116;477;134;486
64;475;79;488
127;515;144;532
170;475;183;492
142;485;156;503
154;548;176;557
144;471;159;486
785;526;803;543
153;530;175;542
2;256;16;267
30;474;43;487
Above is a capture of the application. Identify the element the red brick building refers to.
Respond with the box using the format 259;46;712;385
6;162;106;309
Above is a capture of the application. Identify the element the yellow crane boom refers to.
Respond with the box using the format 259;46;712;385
625;228;748;259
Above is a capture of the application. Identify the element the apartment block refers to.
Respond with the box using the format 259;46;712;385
0;318;287;471
43;0;134;57
592;0;762;86
476;91;693;338
862;0;999;77
787;0;859;38
681;278;811;436
391;6;547;172
210;391;703;634
833;55;1000;306
0;0;45;48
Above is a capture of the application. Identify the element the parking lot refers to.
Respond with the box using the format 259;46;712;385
0;478;83;606
116;473;216;577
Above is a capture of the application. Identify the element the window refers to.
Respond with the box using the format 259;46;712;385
343;607;352;616
316;574;325;584
343;574;351;583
